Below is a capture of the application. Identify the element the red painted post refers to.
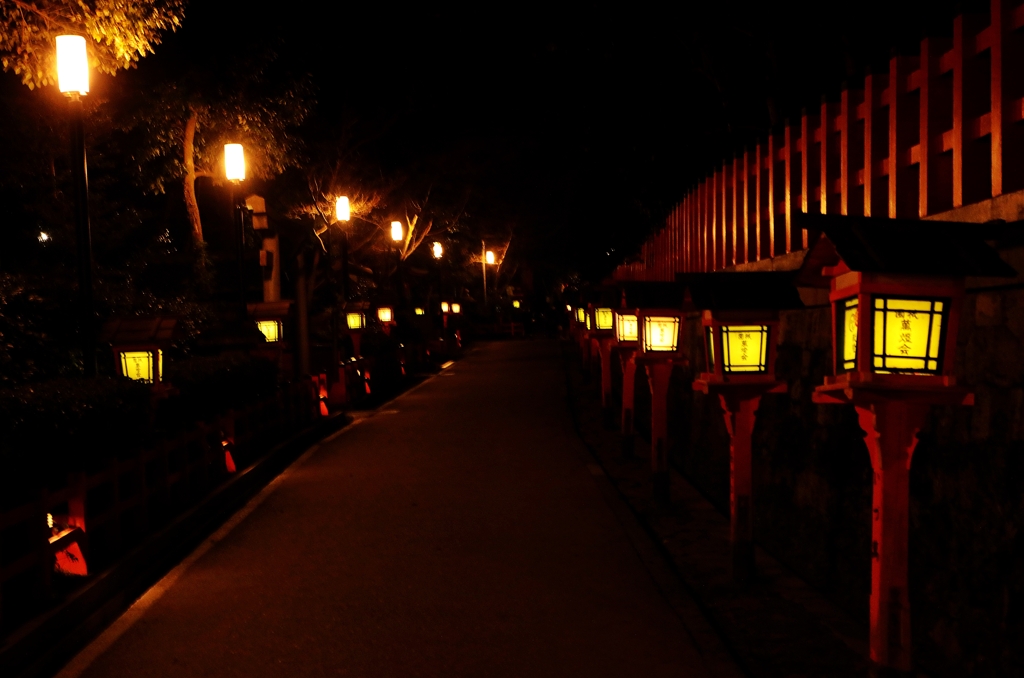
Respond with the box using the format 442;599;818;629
598;336;616;412
620;350;637;455
646;361;674;504
719;393;760;584
855;400;929;673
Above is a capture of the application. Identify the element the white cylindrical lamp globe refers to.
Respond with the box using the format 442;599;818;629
56;35;89;95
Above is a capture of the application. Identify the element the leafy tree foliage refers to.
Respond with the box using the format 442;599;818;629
0;0;184;88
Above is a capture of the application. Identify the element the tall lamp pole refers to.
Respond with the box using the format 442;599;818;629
57;35;96;377
482;245;495;307
333;197;350;371
224;144;246;319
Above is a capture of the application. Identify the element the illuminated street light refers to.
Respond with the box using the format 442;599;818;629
441;302;450;313
224;143;245;182
56;35;96;376
56;35;89;95
335;196;350;222
432;241;443;259
485;250;495;265
391;221;403;242
224;143;246;317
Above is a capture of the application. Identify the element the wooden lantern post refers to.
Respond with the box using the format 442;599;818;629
687;272;803;584
587;303;617;424
633;283;690;505
612;305;640;454
799;214;1015;675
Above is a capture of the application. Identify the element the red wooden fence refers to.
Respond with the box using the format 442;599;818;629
615;0;1024;281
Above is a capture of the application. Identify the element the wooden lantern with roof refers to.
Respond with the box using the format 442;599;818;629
798;213;1016;674
101;317;179;387
686;272;803;584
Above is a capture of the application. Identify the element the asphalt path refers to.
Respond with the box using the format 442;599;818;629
60;340;715;677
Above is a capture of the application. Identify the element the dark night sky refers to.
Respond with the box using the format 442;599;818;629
91;1;992;281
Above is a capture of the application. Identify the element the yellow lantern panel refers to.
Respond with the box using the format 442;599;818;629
256;320;281;343
415;307;425;315
441;302;450;313
721;325;769;373
841;297;859;371
705;327;715;369
595;308;613;330
616;313;638;343
585;314;591;331
346;313;365;330
451;303;462;314
644;316;680;352
872;297;946;374
512;300;521;309
377;307;394;323
120;350;159;384
575;308;586;323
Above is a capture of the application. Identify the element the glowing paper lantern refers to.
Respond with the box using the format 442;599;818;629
575;308;586;323
643;316;680;352
378;307;394;323
615;312;639;343
432;242;443;258
119;350;161;384
451;303;462;314
594;308;613;330
256;320;282;343
391;221;403;241
441;302;450;313
415;307;425;315
346;312;365;330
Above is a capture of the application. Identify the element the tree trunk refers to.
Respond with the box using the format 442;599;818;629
183;112;203;245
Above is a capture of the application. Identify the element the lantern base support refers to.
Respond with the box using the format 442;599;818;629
695;379;786;585
813;382;972;674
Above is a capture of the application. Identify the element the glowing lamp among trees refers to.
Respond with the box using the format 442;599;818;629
797;213;1016;674
441;302;450;313
377;307;394;323
451;303;461;314
56;35;89;95
335;196;350;222
485;250;495;265
390;221;403;242
224;143;245;182
432;242;443;259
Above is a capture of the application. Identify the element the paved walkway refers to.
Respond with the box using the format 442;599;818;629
60;341;720;678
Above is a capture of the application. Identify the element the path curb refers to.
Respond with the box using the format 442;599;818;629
1;412;351;678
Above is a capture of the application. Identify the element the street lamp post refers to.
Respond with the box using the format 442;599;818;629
57;35;96;377
224;143;246;318
332;197;351;386
482;242;495;307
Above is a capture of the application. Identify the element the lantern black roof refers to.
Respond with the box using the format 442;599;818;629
616;281;689;309
796;213;1016;286
679;272;804;310
100;317;180;346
